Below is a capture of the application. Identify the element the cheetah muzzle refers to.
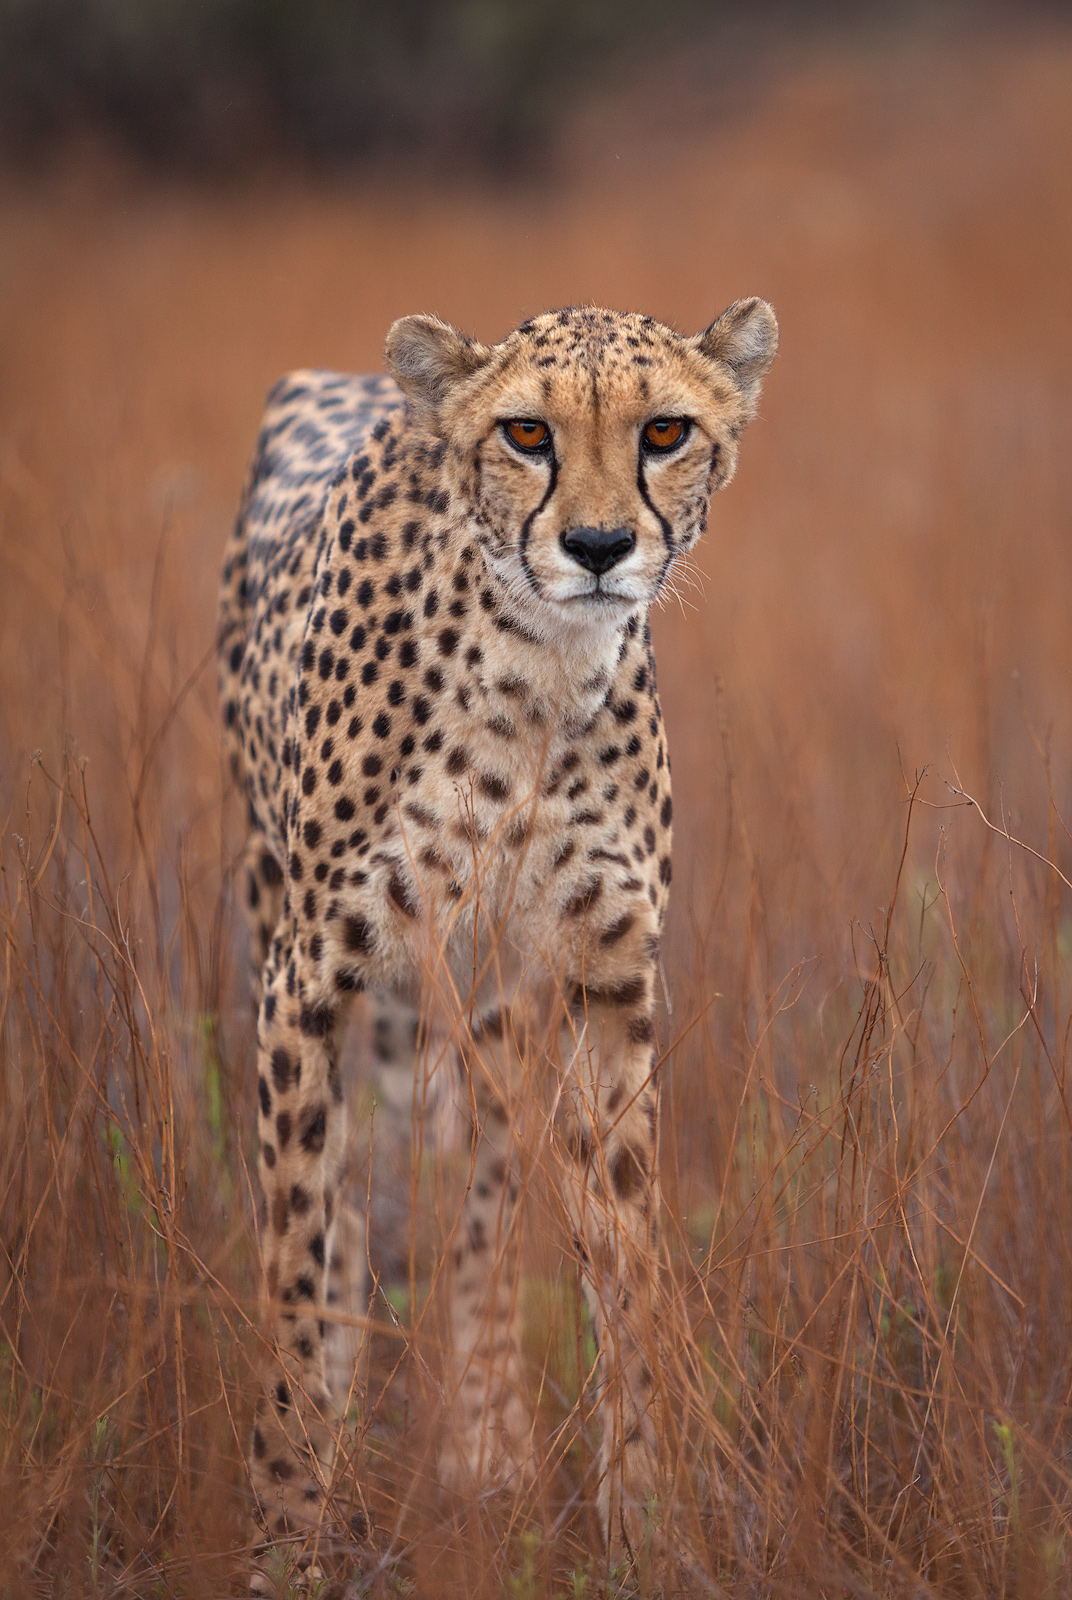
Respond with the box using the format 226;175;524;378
218;299;777;1587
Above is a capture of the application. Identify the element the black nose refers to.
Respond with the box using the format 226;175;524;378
560;525;637;576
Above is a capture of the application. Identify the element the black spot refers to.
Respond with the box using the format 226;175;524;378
350;1509;370;1541
258;1076;271;1118
300;1104;327;1153
271;1048;293;1091
628;1014;655;1044
467;1217;488;1253
299;1004;334;1038
611;1143;648;1201
344;915;373;953
566;878;603;915
601;913;635;946
387;867;420;918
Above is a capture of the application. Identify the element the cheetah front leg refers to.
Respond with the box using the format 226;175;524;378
322;1199;367;1420
439;1007;535;1498
560;978;663;1571
249;941;367;1589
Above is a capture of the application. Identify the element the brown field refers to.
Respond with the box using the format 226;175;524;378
3;21;1072;1597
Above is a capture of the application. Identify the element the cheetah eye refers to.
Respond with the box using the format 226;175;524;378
642;418;690;453
504;419;551;454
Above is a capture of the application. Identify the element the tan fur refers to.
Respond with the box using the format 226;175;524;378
218;302;777;1588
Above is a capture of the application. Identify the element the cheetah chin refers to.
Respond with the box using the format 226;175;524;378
218;298;777;1586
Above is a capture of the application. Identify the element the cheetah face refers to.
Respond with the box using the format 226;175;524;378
386;302;777;635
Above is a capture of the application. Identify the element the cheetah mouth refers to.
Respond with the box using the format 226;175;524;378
559;585;644;610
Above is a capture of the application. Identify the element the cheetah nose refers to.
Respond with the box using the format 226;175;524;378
560;525;636;576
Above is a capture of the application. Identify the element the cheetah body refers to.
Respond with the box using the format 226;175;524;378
221;373;673;1016
218;301;777;1578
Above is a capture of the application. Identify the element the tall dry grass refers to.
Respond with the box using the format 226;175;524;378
2;23;1072;1596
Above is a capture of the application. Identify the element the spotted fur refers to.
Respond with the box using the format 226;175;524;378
219;300;777;1585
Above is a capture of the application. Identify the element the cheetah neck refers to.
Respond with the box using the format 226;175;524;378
455;530;644;738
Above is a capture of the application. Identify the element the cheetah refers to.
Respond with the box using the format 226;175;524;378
218;299;777;1585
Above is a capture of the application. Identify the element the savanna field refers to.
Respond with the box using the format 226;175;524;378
2;24;1072;1597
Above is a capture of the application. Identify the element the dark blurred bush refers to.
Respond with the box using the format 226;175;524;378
0;0;687;172
0;0;1048;173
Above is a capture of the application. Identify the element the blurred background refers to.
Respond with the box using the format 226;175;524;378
1;0;1058;176
3;2;1072;1596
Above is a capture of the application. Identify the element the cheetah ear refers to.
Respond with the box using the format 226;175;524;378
385;314;491;427
694;298;778;413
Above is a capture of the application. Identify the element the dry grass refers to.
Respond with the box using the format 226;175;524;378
3;22;1072;1597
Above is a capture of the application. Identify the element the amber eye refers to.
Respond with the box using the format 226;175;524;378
642;417;689;453
504;419;551;453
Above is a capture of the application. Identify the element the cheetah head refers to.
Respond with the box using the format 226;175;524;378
385;302;777;637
